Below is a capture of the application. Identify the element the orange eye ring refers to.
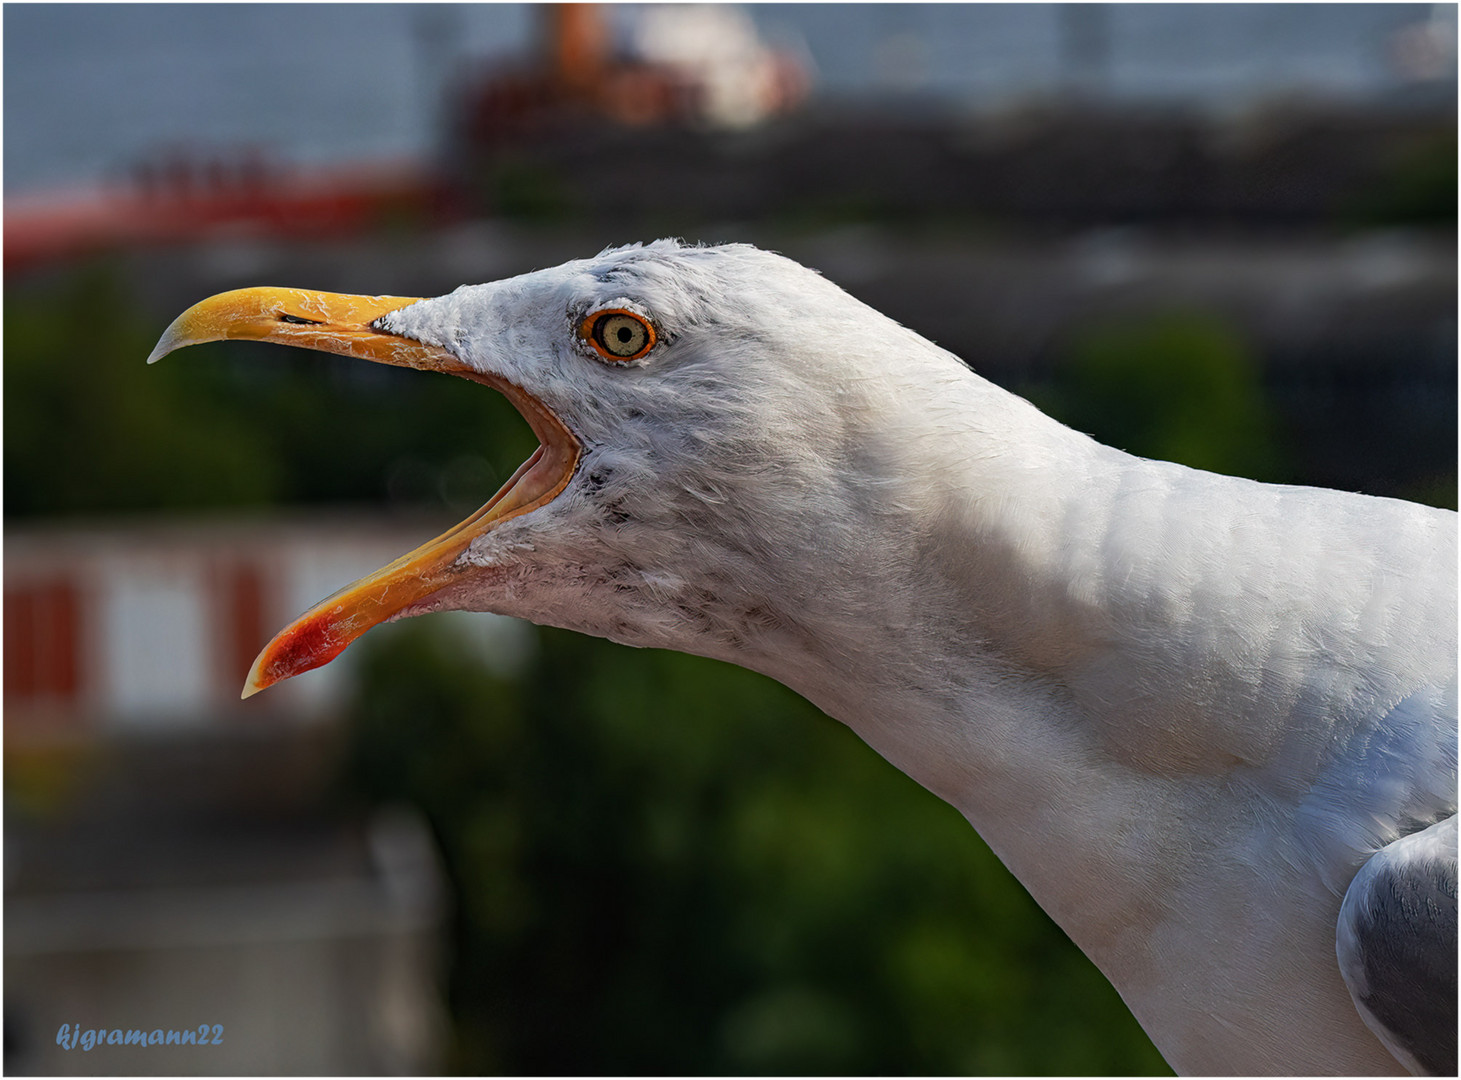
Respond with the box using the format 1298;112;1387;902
580;308;656;362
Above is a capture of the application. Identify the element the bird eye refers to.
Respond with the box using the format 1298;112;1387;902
582;309;655;362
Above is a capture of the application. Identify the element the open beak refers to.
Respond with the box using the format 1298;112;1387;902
149;287;581;698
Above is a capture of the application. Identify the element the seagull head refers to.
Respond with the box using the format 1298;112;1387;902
150;240;978;697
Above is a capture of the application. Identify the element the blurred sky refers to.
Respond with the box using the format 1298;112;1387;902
4;3;1452;194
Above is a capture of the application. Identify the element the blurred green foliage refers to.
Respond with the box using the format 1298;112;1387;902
1347;130;1458;229
345;620;1172;1075
4;265;536;519
1034;310;1283;482
5;266;278;515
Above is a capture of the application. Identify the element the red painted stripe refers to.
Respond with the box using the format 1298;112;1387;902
5;588;37;699
5;581;82;702
41;581;80;698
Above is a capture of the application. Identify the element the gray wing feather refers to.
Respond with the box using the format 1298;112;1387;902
1337;815;1458;1076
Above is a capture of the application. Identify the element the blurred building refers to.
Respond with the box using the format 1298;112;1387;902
7;515;469;721
3;515;534;1074
456;3;808;143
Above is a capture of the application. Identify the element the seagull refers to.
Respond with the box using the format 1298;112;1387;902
149;240;1457;1075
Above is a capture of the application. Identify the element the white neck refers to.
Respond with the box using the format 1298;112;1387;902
719;372;1451;1074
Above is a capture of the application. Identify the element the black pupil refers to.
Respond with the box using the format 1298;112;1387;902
616;326;634;344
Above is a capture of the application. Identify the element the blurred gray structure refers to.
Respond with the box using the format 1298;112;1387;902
3;519;501;1073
